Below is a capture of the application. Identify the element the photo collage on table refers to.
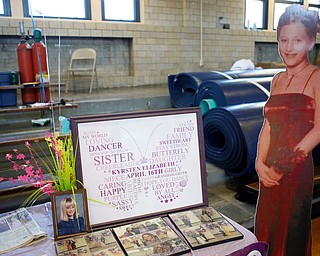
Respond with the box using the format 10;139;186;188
169;206;244;249
113;217;190;256
55;228;124;256
55;235;90;256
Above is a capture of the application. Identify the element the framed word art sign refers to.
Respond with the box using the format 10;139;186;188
70;107;208;229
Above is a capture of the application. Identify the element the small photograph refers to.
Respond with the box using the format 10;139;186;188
204;220;234;236
127;223;147;235
57;244;91;256
198;207;221;222
115;218;165;237
183;225;215;246
169;206;244;249
169;211;200;228
76;246;91;256
152;238;190;256
155;227;178;240
113;217;190;256
84;229;124;256
55;235;88;254
140;232;161;246
51;189;90;240
120;236;144;249
143;220;161;231
91;246;124;256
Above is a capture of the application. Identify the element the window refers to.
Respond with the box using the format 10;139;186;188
245;0;306;30
23;0;91;19
102;0;140;22
273;0;303;29
0;0;11;16
308;0;320;4
308;0;320;12
245;0;268;29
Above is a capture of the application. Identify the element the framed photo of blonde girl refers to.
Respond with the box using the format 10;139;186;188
51;189;90;240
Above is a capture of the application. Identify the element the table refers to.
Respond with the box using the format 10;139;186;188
0;83;64;91
3;204;258;256
0;103;77;114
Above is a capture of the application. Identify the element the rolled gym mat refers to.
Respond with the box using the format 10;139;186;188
168;69;283;108
224;68;284;79
194;77;272;114
203;101;265;177
169;71;233;108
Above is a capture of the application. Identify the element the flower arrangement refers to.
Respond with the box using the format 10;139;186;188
2;131;77;207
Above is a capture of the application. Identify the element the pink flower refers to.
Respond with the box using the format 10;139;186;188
25;166;34;177
35;169;44;179
6;131;76;206
16;153;25;160
8;177;16;183
0;177;4;182
13;163;20;171
55;149;62;158
17;175;29;183
33;174;40;179
42;181;57;195
34;181;44;188
5;153;12;160
35;168;42;174
45;131;51;139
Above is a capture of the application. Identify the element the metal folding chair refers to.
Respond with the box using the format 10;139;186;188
65;48;98;93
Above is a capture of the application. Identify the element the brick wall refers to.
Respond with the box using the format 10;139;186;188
0;0;319;89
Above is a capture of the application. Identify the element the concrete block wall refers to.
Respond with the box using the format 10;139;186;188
1;0;318;89
254;42;320;65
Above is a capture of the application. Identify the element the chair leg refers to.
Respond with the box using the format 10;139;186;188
66;71;71;93
95;70;99;92
89;71;95;93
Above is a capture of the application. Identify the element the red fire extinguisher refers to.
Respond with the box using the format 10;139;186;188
17;38;36;104
31;28;50;103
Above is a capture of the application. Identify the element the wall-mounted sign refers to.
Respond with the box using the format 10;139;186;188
70;107;207;228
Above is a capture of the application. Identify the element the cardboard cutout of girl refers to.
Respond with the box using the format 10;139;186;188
254;4;320;256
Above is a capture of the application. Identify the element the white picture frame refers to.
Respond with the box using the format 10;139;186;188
70;107;207;229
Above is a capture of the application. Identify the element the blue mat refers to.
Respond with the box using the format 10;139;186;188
225;68;283;79
169;71;232;108
203;102;265;177
194;77;272;114
168;69;283;108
